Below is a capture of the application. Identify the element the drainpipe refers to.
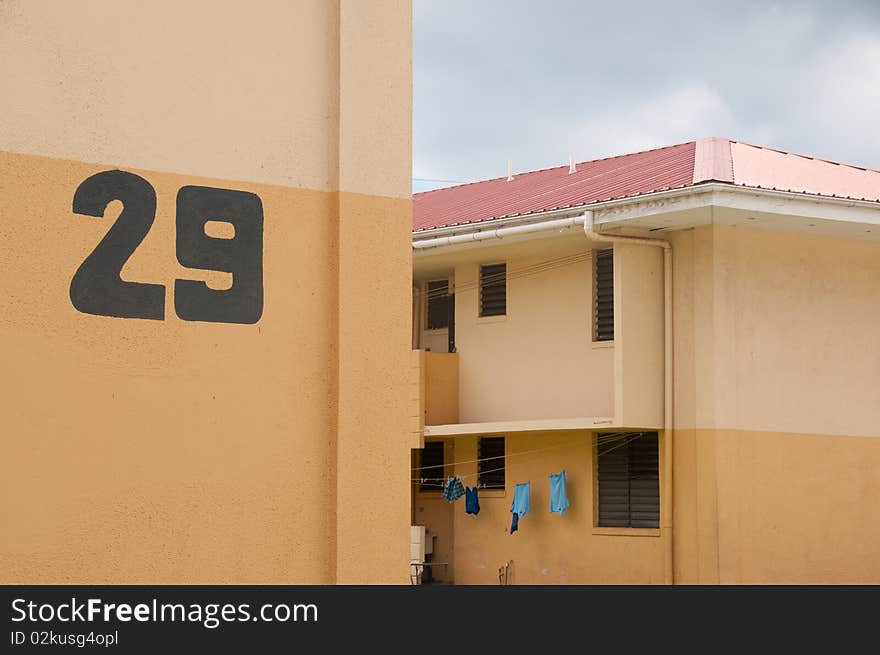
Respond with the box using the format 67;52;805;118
582;211;674;586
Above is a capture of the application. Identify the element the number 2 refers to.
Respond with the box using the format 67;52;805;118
70;170;165;320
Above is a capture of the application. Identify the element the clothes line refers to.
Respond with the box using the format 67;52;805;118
412;432;646;472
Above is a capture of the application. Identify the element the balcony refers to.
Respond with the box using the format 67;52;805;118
412;350;459;445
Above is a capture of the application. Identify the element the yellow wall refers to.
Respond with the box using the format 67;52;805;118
412;439;457;583
0;0;413;584
671;224;880;583
450;431;666;585
424;353;459;426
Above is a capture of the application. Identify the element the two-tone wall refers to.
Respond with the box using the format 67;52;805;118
0;0;413;584
449;430;666;585
671;223;880;583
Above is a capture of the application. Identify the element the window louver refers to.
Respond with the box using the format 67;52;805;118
594;249;614;341
479;263;506;317
597;432;659;528
478;436;505;489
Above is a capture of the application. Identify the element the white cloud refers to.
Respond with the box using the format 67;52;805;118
574;83;734;160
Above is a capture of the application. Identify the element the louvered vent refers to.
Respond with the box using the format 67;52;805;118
594;249;614;341
479;263;506;317
597;432;659;528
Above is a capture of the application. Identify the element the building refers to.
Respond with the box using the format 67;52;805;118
0;0;413;584
410;137;880;584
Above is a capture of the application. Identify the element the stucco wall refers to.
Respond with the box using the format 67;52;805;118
671;224;880;583
0;0;412;584
437;237;614;423
450;430;666;584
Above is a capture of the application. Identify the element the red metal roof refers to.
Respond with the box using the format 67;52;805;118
413;138;880;232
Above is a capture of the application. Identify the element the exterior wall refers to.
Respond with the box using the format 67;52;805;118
0;0;413;584
671;224;880;583
614;243;664;429
425;353;459;426
448;238;614;423
412;439;456;583
451;430;667;584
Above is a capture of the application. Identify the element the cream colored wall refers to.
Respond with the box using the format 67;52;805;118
446;238;614;423
0;0;412;584
614;243;665;429
451;430;666;584
671;223;880;584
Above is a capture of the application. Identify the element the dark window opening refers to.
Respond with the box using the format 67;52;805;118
594;249;614;341
478;436;505;489
597;432;659;528
419;441;445;491
479;263;506;317
426;280;450;330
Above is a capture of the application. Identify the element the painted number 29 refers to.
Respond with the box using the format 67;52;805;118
70;170;263;324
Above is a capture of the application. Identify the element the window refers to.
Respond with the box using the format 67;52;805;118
479;263;506;317
426;280;450;330
419;441;445;491
478;436;505;489
596;432;659;528
594;249;613;341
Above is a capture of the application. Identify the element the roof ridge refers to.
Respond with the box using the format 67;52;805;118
730;139;880;175
413;139;697;197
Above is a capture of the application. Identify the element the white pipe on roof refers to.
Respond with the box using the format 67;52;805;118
411;214;585;250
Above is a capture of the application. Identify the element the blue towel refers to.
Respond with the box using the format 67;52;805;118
510;481;530;517
549;470;570;515
465;486;480;515
442;476;465;502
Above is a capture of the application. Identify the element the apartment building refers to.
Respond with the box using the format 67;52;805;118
411;138;880;584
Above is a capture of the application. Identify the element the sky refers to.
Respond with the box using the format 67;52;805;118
413;0;880;192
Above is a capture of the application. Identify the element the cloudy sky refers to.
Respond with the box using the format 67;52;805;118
413;0;880;191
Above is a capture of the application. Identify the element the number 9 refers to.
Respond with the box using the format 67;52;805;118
174;186;264;324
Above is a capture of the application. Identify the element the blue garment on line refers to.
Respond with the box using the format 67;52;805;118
510;481;530;517
549;470;570;515
509;481;530;534
465;486;480;515
442;476;465;502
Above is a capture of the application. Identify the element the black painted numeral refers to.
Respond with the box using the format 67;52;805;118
70;170;165;320
174;186;264;324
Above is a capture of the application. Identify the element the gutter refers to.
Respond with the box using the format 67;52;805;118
582;210;675;587
412;214;586;250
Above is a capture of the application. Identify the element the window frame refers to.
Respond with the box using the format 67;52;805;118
593;248;614;342
478;262;507;318
594;431;660;530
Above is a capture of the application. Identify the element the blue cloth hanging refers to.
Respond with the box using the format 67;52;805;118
549;470;570;515
509;481;530;533
465;486;480;515
442;476;465;502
